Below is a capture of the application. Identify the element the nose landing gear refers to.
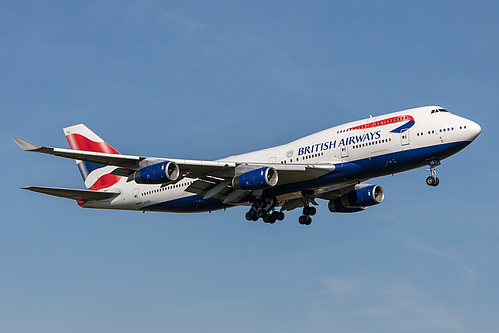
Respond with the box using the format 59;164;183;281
426;160;441;187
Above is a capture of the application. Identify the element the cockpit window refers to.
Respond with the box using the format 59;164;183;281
431;108;449;114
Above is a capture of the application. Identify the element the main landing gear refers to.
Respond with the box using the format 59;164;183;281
298;191;317;225
426;160;441;187
298;205;316;225
245;198;285;224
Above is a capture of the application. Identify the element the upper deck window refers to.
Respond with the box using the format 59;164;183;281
431;108;449;114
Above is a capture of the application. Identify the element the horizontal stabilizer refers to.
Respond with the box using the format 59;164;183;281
23;186;119;201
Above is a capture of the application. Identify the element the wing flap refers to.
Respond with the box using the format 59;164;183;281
23;186;119;201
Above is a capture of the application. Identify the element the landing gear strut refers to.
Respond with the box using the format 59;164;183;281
298;192;317;225
426;160;440;187
245;198;284;223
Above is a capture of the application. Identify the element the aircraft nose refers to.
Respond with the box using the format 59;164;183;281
467;120;481;141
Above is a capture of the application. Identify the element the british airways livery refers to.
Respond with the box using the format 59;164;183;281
14;106;481;225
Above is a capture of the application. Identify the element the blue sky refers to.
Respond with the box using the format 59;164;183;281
1;1;498;332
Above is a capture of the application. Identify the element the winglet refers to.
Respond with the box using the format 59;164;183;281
13;138;40;151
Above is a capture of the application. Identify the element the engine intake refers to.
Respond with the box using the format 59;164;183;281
232;167;278;191
133;161;180;184
343;185;384;207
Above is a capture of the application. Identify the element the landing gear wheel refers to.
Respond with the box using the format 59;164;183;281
303;206;316;217
426;176;439;187
426;160;441;187
271;211;280;221
276;212;285;221
257;208;267;219
263;213;276;224
246;210;258;221
247;197;282;222
299;215;312;225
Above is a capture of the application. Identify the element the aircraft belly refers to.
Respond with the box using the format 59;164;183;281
92;141;472;213
143;194;227;213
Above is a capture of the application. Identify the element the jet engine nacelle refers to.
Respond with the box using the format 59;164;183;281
232;167;278;191
133;161;180;184
328;185;384;213
328;198;366;213
343;185;384;207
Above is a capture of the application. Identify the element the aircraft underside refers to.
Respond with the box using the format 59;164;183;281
138;140;471;225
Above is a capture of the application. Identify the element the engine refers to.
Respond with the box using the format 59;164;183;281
328;198;366;213
343;185;384;207
232;167;278;191
133;161;180;184
328;185;384;213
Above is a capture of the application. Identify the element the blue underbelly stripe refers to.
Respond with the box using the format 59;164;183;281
141;141;470;212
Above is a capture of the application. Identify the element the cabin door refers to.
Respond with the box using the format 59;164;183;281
401;129;410;146
340;145;349;158
133;188;141;204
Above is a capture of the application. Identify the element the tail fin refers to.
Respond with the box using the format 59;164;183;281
63;124;121;190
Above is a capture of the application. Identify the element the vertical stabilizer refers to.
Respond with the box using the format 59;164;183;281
63;124;121;190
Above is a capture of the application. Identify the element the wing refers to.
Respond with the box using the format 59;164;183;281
14;137;337;203
277;181;360;211
23;186;119;201
13;137;237;177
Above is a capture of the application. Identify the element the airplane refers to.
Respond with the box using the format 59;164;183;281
14;106;481;225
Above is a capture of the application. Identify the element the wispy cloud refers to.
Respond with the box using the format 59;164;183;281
382;234;479;290
311;278;463;332
402;239;457;259
461;265;478;290
320;276;358;298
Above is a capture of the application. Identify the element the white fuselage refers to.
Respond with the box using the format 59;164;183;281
87;106;480;212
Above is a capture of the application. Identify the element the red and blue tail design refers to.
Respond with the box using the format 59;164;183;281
63;124;121;190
